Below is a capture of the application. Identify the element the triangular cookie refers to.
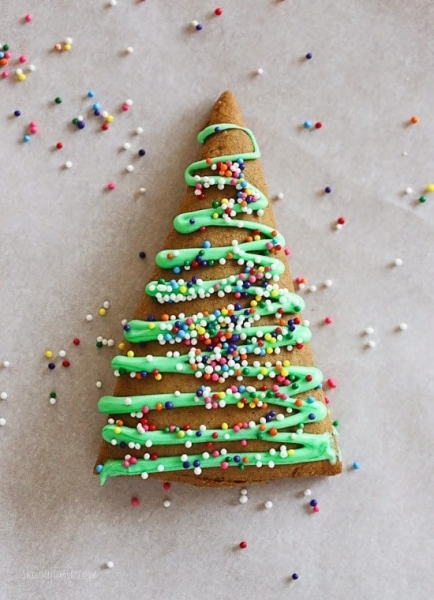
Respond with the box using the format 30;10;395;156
95;91;342;486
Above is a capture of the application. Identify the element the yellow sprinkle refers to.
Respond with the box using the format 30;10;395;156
249;402;256;409
271;290;279;298
98;308;106;316
45;350;53;358
237;402;244;409
266;347;273;355
155;373;162;381
264;333;272;341
281;368;288;376
258;266;265;273
221;308;228;316
221;422;228;430
118;342;125;351
63;43;72;51
127;350;135;357
283;360;290;367
177;431;185;438
250;300;257;307
221;198;228;205
254;235;261;241
148;323;155;330
288;449;295;456
17;73;26;81
218;391;225;399
426;183;434;193
179;286;187;294
114;427;121;434
212;212;219;219
260;367;268;375
198;327;205;335
106;115;114;123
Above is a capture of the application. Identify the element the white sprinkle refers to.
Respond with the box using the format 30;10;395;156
163;500;171;508
324;279;333;287
121;319;128;326
126;46;134;54
240;488;248;495
398;323;408;331
125;99;133;106
96;381;102;388
136;127;143;134
126;165;134;172
106;561;114;569
393;258;403;267
140;472;148;479
191;20;199;27
0;418;6;427
107;339;114;347
139;187;146;194
239;495;248;504
65;37;73;44
109;0;117;6
303;319;310;327
77;115;84;122
2;361;10;368
366;340;376;348
0;392;7;401
86;314;93;322
102;111;109;119
404;187;413;195
65;161;72;169
335;223;343;230
103;300;111;309
402;151;408;156
49;398;56;405
28;64;36;72
276;192;284;200
59;350;66;358
264;500;273;509
256;67;264;75
303;488;312;496
123;142;131;150
309;285;317;293
364;327;374;335
16;68;23;75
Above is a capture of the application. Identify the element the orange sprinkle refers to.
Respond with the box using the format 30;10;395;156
161;314;169;321
269;428;278;436
259;424;266;432
115;420;124;426
410;115;419;124
156;403;163;411
205;157;213;164
167;253;173;259
295;399;303;407
242;457;249;464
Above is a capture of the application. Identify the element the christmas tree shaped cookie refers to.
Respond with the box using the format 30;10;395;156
95;91;341;486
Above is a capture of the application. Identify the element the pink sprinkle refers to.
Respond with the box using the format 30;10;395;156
313;505;320;513
130;457;137;465
122;103;129;111
107;182;116;190
123;460;130;468
284;248;290;256
2;72;9;78
324;396;330;404
131;497;139;506
19;55;27;63
25;14;33;22
221;461;229;469
240;439;247;446
324;316;333;324
233;425;240;433
327;378;337;388
30;121;37;127
4;51;11;59
212;450;219;458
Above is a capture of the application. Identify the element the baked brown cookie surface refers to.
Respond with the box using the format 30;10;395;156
95;91;342;486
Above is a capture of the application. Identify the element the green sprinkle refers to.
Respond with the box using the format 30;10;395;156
96;341;102;348
419;196;427;203
333;420;340;427
72;117;79;125
3;44;9;51
55;97;62;104
50;392;57;398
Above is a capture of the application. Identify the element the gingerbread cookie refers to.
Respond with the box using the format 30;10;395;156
94;91;342;486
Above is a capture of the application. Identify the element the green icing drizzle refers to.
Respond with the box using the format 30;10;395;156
98;123;337;484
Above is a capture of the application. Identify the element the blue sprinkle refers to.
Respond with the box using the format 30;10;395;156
353;461;361;470
95;464;103;473
303;121;312;129
87;90;95;98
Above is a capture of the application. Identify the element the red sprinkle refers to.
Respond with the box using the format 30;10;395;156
239;541;247;549
131;497;139;506
73;338;80;346
62;360;71;368
324;316;333;324
56;142;63;150
102;123;109;131
337;217;345;225
107;182;116;190
163;482;171;490
315;121;323;129
214;7;223;15
326;378;337;388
